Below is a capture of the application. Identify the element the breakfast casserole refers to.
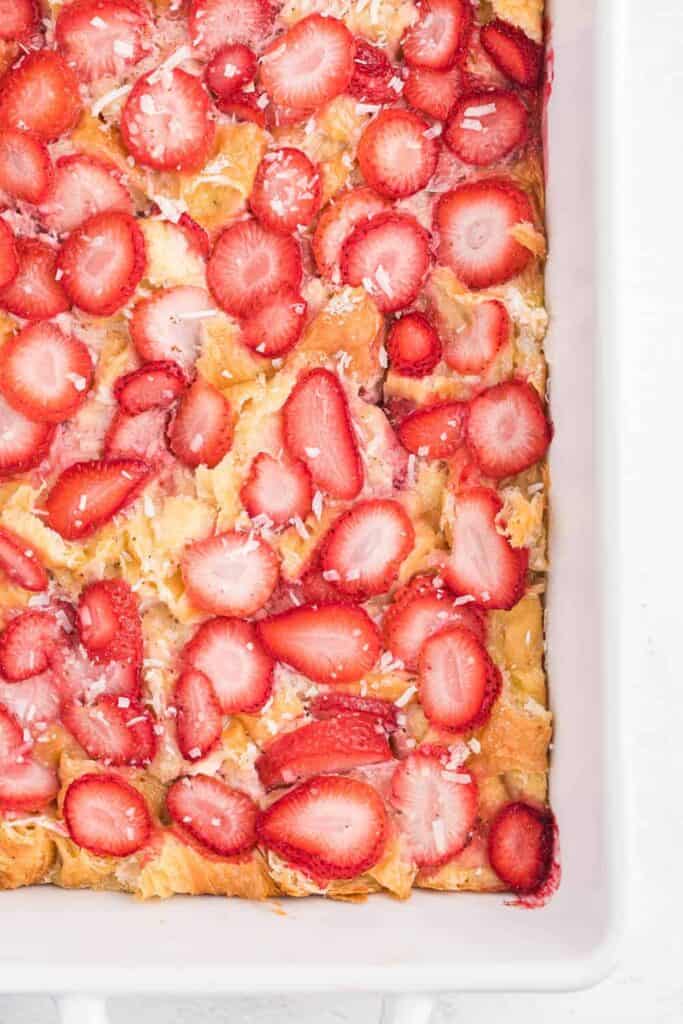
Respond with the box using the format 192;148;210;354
0;0;558;903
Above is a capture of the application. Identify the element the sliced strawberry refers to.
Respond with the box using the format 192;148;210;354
121;68;214;173
419;624;500;730
0;238;69;321
260;14;354;110
443;487;528;609
0;219;17;290
56;0;149;83
63;772;151;857
62;697;154;766
0;526;48;592
78;579;142;669
257;715;393;790
309;692;398;730
178;214;210;260
341;212;430;314
488;800;554;892
443;299;510;375
216;89;266;128
397;401;467;458
45;459;151;541
466;380;551;478
391;746;478;866
114;361;185;416
387;312;441;377
104;407;169;462
282;368;362;500
321;499;415;598
0;390;54;475
167;377;233;469
58;211;146;317
0;672;61;733
208;220;302;317
444;90;528;166
358;110;438;199
0;705;22;761
182;531;279;618
257;603;380;685
205;43;257;99
404;65;462;121
241;287;307;357
241;452;312;526
0;611;61;682
167;774;257;857
40;155;133;236
348;39;398;104
402;0;472;70
174;668;223;762
184;617;273;715
480;19;542;89
0;0;39;41
312;187;389;280
0;323;93;424
0;129;52;204
0;51;82;141
130;286;214;376
189;0;272;52
257;774;387;880
436;178;534;289
250;147;321;235
0;758;58;812
383;573;485;670
52;644;140;704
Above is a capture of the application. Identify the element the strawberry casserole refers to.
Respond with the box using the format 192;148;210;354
0;0;556;903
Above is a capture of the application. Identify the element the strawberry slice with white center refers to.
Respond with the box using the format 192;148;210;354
121;68;214;173
190;0;272;53
313;187;389;281
257;715;393;790
480;19;542;89
62;697;155;767
260;14;354;110
0;0;39;41
174;668;223;762
131;286;214;376
183;617;274;714
182;531;279;618
0;390;55;474
0;758;59;812
443;487;528;609
167;377;233;469
0;238;69;321
404;66;462;121
466;379;552;478
282;368;362;500
0;322;93;424
256;774;388;881
207;220;302;317
56;0;148;83
397;400;467;458
0;129;52;204
240;287;307;357
348;39;398;104
104;407;169;463
58;211;146;317
443;299;510;375
445;90;528;167
383;573;485;671
240;452;312;526
387;312;442;377
63;772;151;857
341;212;431;314
40;155;133;236
358;110;438;200
45;458;151;541
0;220;17;291
309;692;399;731
250;147;321;235
488;801;555;893
0;673;62;733
402;0;472;70
0;526;48;593
0;705;22;762
78;579;142;670
167;774;257;857
391;746;478;866
419;624;501;731
205;43;257;99
0;611;62;682
0;51;82;141
257;603;380;685
321;499;415;598
114;361;186;416
217;89;266;128
52;644;140;704
435;178;534;289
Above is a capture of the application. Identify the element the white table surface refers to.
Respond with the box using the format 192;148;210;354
2;0;682;1020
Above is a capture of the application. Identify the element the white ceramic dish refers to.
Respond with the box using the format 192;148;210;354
0;1;625;1020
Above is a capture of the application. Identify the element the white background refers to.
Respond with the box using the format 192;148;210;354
2;0;682;1020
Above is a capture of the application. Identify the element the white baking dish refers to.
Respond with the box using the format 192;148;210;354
0;0;624;1019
